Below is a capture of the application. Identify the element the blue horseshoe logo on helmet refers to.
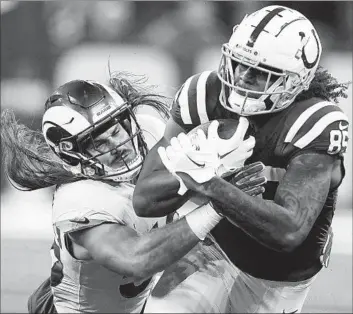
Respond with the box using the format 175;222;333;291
300;29;320;69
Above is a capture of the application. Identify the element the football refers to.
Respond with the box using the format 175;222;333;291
187;119;252;145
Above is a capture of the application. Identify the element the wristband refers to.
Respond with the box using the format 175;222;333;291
185;202;223;240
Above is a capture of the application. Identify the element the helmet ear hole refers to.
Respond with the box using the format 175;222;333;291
46;126;71;146
45;126;80;166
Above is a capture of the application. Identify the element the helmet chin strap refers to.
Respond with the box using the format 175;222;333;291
228;91;266;114
102;153;143;181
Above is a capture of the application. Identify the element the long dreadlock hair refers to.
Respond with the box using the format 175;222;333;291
1;72;171;191
296;65;351;103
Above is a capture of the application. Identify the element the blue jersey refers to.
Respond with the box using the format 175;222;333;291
171;71;349;281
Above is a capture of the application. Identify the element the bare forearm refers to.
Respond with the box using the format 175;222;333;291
126;218;199;279
200;153;332;252
202;177;295;251
133;170;191;217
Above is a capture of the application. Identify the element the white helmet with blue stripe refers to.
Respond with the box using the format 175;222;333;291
218;5;322;116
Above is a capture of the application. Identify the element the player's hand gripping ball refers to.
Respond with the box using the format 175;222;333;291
158;117;255;195
187;117;256;177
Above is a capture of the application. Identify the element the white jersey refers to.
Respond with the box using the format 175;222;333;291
50;114;167;313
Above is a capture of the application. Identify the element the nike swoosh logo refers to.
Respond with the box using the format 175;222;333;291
219;149;235;159
339;122;349;131
69;217;90;224
282;310;298;314
186;155;205;167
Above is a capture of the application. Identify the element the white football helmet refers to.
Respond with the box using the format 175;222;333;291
217;5;322;116
42;80;148;182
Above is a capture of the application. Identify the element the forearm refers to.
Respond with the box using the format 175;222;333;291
130;218;200;279
201;177;295;251
86;219;200;280
133;170;191;217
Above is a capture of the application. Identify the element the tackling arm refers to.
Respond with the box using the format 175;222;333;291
197;153;337;252
69;215;209;281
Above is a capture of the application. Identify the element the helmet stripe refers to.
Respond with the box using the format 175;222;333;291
247;7;285;47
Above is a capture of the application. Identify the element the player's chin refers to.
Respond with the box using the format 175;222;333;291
112;154;139;169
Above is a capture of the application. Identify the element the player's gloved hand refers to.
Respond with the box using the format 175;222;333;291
228;161;267;197
158;133;221;195
206;117;255;177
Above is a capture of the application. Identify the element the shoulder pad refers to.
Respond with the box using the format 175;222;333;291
283;100;349;155
53;180;134;233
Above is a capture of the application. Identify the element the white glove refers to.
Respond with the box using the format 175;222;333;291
205;117;255;176
158;132;221;195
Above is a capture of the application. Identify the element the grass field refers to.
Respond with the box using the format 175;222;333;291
1;189;352;313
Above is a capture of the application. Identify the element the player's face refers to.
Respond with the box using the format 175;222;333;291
86;122;137;170
233;63;277;99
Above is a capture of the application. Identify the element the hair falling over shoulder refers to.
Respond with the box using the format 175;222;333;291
0;110;82;191
296;66;351;103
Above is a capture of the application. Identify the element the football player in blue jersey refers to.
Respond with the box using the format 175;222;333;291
133;5;350;313
1;73;264;313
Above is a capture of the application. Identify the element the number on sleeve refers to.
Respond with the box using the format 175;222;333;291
328;129;348;154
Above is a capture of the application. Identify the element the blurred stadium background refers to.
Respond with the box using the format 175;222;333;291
1;1;352;313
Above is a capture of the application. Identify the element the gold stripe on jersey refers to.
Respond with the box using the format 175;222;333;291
294;111;349;149
196;71;212;124
284;101;332;143
179;76;193;124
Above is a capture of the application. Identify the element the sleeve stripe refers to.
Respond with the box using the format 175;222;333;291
293;111;349;149
179;76;193;124
196;71;212;124
284;101;332;143
188;75;201;125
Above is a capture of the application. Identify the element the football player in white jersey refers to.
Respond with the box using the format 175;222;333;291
1;73;265;313
133;5;350;314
